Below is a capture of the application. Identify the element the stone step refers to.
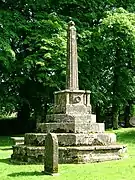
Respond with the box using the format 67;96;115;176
46;114;96;123
24;133;116;146
11;137;24;145
11;144;127;164
36;122;104;133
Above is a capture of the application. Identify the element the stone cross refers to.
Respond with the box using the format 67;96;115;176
44;133;59;175
66;21;79;90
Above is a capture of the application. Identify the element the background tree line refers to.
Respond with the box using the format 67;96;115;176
1;0;135;129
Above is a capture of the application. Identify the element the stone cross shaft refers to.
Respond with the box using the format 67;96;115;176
66;21;79;90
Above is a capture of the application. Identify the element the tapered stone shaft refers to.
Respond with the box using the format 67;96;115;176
66;21;79;90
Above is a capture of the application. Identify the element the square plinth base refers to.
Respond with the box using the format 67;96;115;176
59;145;127;163
11;144;127;164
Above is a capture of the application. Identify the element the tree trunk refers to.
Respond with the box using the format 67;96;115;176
41;101;48;123
17;101;30;132
124;101;132;128
95;104;101;123
112;47;120;130
112;105;119;130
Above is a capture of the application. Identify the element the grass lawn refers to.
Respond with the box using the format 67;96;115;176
1;128;135;180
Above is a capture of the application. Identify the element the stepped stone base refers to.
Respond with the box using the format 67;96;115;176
37;113;101;134
11;132;127;164
46;114;96;123
36;123;105;133
10;91;127;164
24;133;116;146
11;144;127;164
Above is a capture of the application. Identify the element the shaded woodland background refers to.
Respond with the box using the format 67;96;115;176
1;0;135;134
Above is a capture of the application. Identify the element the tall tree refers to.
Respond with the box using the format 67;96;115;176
0;8;67;122
79;8;135;129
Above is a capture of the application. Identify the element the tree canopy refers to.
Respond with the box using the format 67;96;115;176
1;1;135;129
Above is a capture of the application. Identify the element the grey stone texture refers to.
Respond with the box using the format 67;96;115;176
11;144;127;164
46;112;95;124
44;133;58;175
59;145;127;164
36;122;104;134
11;21;127;164
53;90;91;114
11;137;24;145
24;133;116;146
66;21;78;90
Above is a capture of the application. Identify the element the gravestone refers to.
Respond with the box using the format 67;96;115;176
44;133;59;175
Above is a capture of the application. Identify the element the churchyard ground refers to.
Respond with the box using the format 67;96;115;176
0;128;135;180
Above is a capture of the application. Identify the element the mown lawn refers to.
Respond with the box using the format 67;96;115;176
1;128;135;180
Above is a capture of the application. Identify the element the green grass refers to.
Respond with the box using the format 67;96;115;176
1;128;135;180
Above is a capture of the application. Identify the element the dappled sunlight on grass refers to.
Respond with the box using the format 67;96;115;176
0;128;135;180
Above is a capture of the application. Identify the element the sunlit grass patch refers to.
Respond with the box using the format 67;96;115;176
0;128;135;180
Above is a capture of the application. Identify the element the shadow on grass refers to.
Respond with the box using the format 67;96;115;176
0;158;12;165
0;136;13;146
8;171;46;177
115;128;135;144
0;147;12;151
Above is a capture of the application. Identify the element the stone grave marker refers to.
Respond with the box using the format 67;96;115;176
44;133;59;176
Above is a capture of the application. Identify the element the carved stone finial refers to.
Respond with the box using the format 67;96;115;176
68;20;75;27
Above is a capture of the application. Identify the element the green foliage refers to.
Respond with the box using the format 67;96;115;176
0;10;26;114
79;8;135;128
1;0;135;127
0;8;66;116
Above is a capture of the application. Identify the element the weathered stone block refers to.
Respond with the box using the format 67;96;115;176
11;144;127;164
54;90;91;114
24;133;116;146
59;145;127;164
11;137;24;145
36;122;104;134
46;114;96;123
44;133;59;175
91;114;96;123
